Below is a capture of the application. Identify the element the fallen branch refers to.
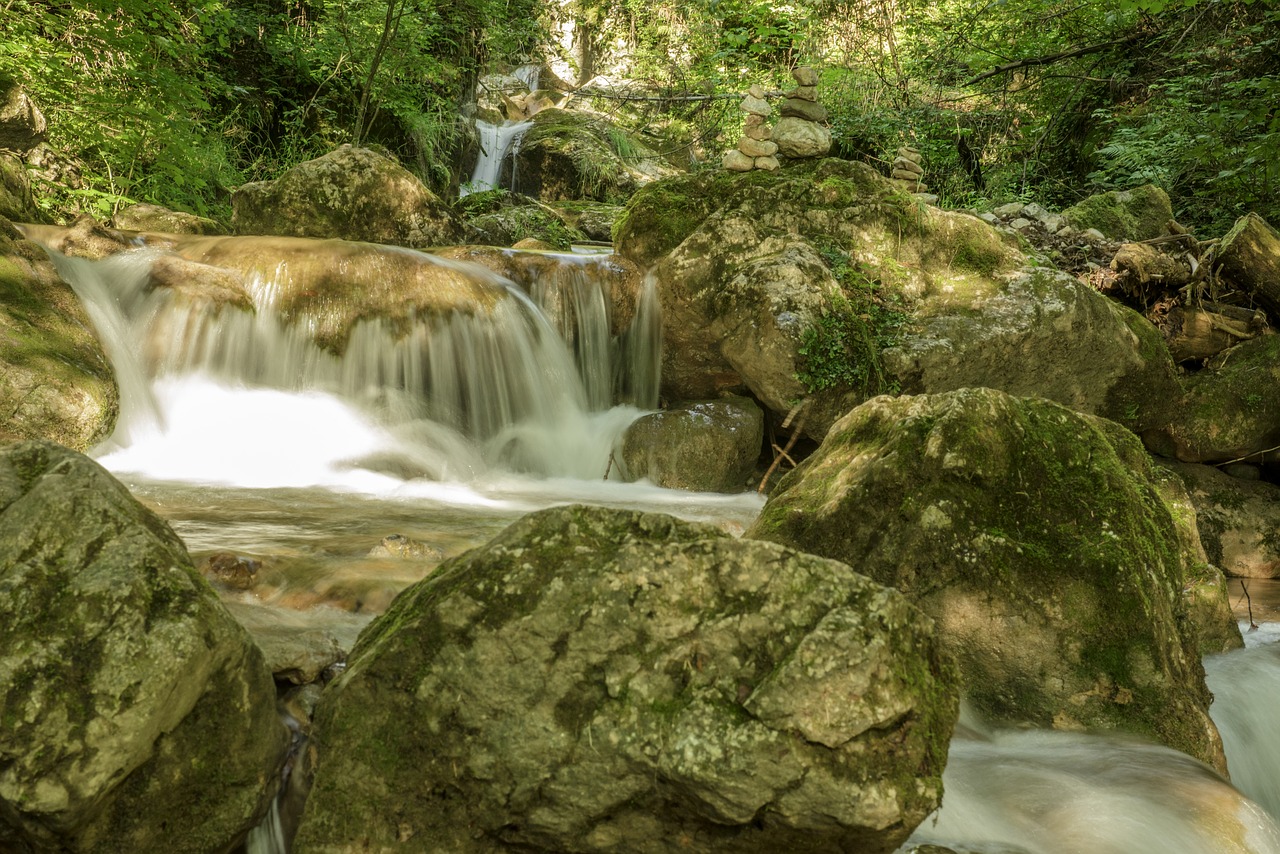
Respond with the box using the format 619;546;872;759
758;400;809;494
964;37;1139;86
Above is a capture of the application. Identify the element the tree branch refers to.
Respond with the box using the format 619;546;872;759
964;37;1139;86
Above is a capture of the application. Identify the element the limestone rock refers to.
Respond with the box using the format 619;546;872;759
367;533;443;560
292;505;959;854
896;146;923;165
723;149;754;172
893;158;923;176
1063;185;1173;242
110;203;226;235
0;78;47;152
0;441;289;852
232;145;462;248
545;200;622;243
883;267;1183;434
892;168;924;181
0;222;117;450
779;98;828;123
738;137;778;158
773;117;832;158
1168;461;1280;578
0;153;37;222
747;388;1229;774
793;66;819;87
620;397;763;492
787;85;818;101
993;202;1024;218
458;189;584;249
224;600;372;685
743;114;772;141
755;156;780;172
740;94;772;116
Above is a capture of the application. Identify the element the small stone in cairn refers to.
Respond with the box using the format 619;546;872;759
792;66;819;87
739;137;778;158
755;156;780;171
743;113;772;141
723;149;755;172
786;85;818;102
780;98;827;123
741;84;771;117
889;145;928;192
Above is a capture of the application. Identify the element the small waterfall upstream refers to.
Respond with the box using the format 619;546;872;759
462;119;533;196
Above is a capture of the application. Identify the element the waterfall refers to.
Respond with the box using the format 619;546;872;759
48;238;659;490
1206;633;1280;820
462;119;533;196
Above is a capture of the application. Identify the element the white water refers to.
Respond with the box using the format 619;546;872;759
461;119;533;196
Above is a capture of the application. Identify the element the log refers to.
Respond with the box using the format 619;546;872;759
1165;307;1262;363
1110;242;1191;300
1217;213;1280;317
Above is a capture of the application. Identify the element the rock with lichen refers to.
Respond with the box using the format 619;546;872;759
292;504;959;854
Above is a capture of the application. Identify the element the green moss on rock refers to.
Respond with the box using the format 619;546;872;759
1063;184;1173;241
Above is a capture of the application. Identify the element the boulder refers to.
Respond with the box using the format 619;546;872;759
231;145;463;248
620;397;763;492
1062;185;1173;242
0;77;47;152
293;505;958;854
110;203;226;236
0;221;117;450
778;99;828;123
544;201;623;243
1144;334;1280;463
883;266;1184;434
457;189;584;249
0;152;38;222
747;388;1229;773
512;108;679;204
772;117;832;158
0;441;289;852
1168;460;1280;579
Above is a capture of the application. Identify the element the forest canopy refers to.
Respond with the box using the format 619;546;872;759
0;0;1275;233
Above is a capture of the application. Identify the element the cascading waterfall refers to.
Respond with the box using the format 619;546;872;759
462;119;533;196
48;239;659;491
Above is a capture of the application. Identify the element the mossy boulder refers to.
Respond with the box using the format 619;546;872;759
747;388;1228;773
1062;185;1172;241
0;77;47;153
884;267;1184;434
0;220;117;450
110;203;226;236
620;397;764;492
457;189;584;249
231;145;463;248
512;108;680;204
0;153;38;222
614;160;1022;438
293;505;959;854
0;441;289;852
1167;460;1280;579
547;200;624;242
1145;334;1280;463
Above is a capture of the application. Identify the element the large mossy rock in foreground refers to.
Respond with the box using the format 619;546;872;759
0;220;117;450
0;441;289;853
748;388;1232;774
294;505;959;854
232;145;463;248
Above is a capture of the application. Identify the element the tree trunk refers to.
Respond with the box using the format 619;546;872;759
1217;213;1280;318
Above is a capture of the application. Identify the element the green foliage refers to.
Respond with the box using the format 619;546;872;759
797;245;907;395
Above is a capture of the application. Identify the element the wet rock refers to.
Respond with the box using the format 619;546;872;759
110;203;226;235
457;189;584;250
545;200;623;243
367;533;443;560
0;220;117;450
293;505;959;853
620;397;763;492
232;145;464;248
224;601;373;685
199;551;261;590
26;213;130;260
748;388;1229;774
0;441;289;852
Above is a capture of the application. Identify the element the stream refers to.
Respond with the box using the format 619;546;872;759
48;237;1280;853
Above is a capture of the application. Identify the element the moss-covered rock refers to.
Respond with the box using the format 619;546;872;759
0;153;38;223
457;189;585;249
546;200;623;242
620;397;764;492
1145;334;1280;463
884;267;1184;434
0;219;117;450
293;505;959;854
110;203;226;236
1062;185;1173;241
1167;460;1280;579
512;108;680;204
0;76;47;153
747;388;1227;773
231;145;463;248
0;441;289;852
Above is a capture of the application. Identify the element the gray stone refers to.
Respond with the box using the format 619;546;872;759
779;98;828;123
0;80;46;152
1063;185;1173;241
621;397;763;492
1168;463;1280;579
225;600;373;685
978;212;999;225
740;94;771;116
292;505;959;853
754;155;780;172
892;168;925;181
723;149;754;171
232;145;463;248
993;202;1025;218
1040;213;1066;233
772;117;831;158
893;158;924;176
748;84;767;100
1021;202;1049;220
748;388;1233;774
792;66;819;86
786;85;818;101
1082;227;1107;241
0;153;37;222
739;137;778;158
743;114;772;141
1009;217;1033;230
0;442;289;852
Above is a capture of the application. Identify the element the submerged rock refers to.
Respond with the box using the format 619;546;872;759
747;388;1230;774
293;505;958;853
231;145;463;248
0;441;288;852
0;220;117;450
620;396;763;492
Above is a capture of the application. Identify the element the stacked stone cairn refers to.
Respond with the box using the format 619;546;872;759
773;66;832;159
890;146;927;193
723;85;780;172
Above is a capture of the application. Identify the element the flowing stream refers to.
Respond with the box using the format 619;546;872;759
44;236;1280;853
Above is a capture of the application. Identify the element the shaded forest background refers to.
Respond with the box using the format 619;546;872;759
0;0;1275;233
